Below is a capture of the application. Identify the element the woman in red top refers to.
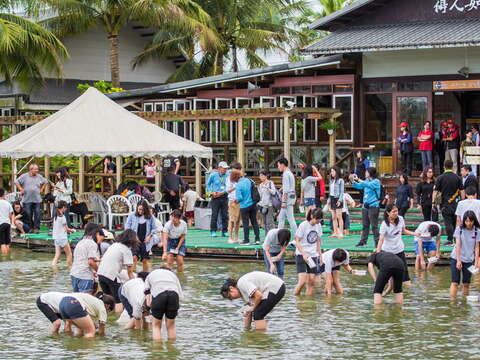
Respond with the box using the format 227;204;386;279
417;121;433;168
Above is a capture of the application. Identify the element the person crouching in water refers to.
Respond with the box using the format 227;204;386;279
118;271;150;330
294;209;323;296
367;251;406;305
36;291;71;334
51;200;75;266
162;210;188;272
58;292;115;338
262;229;291;279
321;248;354;295
144;267;183;341
221;271;285;331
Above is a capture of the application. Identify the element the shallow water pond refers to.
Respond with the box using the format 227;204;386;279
1;249;480;360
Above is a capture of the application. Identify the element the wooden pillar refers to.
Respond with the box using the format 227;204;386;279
283;114;291;164
329;115;337;167
154;156;161;193
237;118;245;167
116;156;123;190
11;158;17;192
44;156;51;192
194;119;202;194
78;156;85;194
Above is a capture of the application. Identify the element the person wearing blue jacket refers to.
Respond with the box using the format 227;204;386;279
125;200;157;271
350;167;382;247
206;162;229;237
234;171;260;245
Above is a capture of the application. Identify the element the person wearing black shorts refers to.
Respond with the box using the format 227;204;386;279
221;271;285;331
36;292;70;334
367;251;405;305
145;268;183;341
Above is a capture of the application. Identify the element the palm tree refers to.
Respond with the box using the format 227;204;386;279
0;0;68;89
30;0;216;88
133;0;307;81
318;0;353;16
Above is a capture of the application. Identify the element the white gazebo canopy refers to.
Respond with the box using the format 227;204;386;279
0;87;212;159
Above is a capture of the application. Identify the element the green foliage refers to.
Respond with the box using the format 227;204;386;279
319;120;337;131
77;81;124;94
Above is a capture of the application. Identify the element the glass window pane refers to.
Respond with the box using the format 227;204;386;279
143;103;153;112
364;82;395;92
272;87;290;95
317;95;332;108
334;84;353;93
304;118;317;141
292;86;311;94
216;120;232;142
313;85;332;93
397;81;431;92
201;121;212;142
261;119;276;141
365;94;392;142
334;96;352;140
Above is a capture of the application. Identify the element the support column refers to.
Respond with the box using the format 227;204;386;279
78;156;85;194
116;155;123;190
237;118;245;167
154;156;161;193
11;159;17;192
44;156;51;192
329;115;337;167
283;114;291;164
195;119;202;194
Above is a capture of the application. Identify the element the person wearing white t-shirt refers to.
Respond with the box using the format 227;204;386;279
36;291;71;334
221;271;285;331
119;272;149;330
321;248;353;295
376;204;419;285
51;200;76;267
455;186;480;226
97;229;136;313
0;189;14;255
294;209;323;296
162;209;188;272
413;221;441;271
181;184;202;227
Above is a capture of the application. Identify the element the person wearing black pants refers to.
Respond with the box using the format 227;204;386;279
235;172;260;245
361;206;380;246
416;167;435;221
210;195;228;236
240;204;260;245
441;202;457;245
367;251;406;305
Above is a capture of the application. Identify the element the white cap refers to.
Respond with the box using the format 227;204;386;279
102;230;115;240
218;161;229;169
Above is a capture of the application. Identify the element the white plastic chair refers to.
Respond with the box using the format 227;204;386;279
5;192;22;204
128;194;144;209
156;202;171;224
106;195;132;230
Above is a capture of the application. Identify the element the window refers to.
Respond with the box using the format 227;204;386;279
272;87;290;95
292;86;311;94
365;94;392;142
260;119;277;142
365;82;395;92
279;96;296;108
303;95;317;108
260;97;275;108
215;120;233;142
163;121;176;134
193;99;212;110
333;95;353;141
279;118;297;142
243;119;255;142
236;98;251;109
154;103;163;112
143;103;153;112
164;102;174;111
215;98;232;109
313;85;332;93
317;95;332;108
180;121;195;141
303;118;317;141
334;84;353;93
201;121;212;142
174;100;191;111
397;81;431;92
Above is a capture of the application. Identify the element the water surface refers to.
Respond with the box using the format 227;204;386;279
1;249;479;360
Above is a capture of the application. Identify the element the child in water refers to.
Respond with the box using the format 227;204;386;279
162;210;188;272
51;200;75;266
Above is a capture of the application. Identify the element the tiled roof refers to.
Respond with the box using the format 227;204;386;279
303;18;480;55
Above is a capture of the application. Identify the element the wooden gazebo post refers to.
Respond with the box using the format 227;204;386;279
44;156;50;192
329;115;336;167
237;118;245;167
194;119;202;194
78;156;85;193
11;159;17;192
283;114;291;163
154;156;162;193
116;155;123;190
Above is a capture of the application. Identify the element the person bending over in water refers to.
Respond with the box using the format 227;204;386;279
162;210;188;272
221;271;285;331
97;229;136;313
413;221;441;271
144;267;183;341
262;228;291;279
450;211;480;297
37;291;72;334
58;292;115;338
367;251;406;305
294;209;323;296
321;248;353;295
118;271;150;330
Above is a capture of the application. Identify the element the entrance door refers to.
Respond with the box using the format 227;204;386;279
393;93;432;174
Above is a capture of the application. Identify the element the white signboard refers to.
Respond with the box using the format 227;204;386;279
434;0;480;13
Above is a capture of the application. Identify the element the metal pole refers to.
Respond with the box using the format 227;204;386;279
194;119;202;194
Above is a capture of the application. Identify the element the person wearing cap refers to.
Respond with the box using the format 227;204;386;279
397;122;413;176
443;119;460;173
435;121;448;173
417;121;433;169
206;161;229;237
100;229;115;256
162;164;186;211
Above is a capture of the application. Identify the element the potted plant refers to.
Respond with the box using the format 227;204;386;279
319;120;337;135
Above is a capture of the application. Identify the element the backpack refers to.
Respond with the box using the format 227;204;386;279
250;179;261;204
374;181;387;208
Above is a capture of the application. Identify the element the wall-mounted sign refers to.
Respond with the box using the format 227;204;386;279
433;80;480;90
434;0;480;13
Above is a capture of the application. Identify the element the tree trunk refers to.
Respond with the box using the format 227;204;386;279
108;33;120;88
232;45;239;73
215;52;225;75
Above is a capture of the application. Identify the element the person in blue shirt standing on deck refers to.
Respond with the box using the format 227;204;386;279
235;171;260;245
349;167;382;247
206;161;229;237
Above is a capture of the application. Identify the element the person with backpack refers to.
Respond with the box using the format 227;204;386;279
350;167;383;247
235;171;260;245
258;170;277;233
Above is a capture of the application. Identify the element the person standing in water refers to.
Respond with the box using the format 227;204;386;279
162;209;188;272
118;271;150;330
262;228;291;279
367;251;406;305
221;271;285;331
144;267;183;341
293;209;323;296
51;200;75;266
413;221;441;271
0;188;14;255
449;211;480;297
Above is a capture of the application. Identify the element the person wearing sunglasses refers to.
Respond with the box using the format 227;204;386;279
220;271;285;331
